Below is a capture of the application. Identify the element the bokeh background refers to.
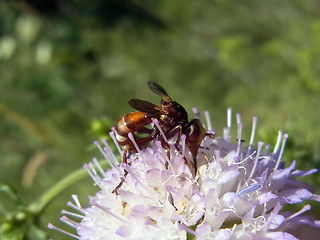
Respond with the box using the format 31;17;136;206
1;0;320;239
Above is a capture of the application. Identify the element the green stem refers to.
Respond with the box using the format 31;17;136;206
27;161;109;215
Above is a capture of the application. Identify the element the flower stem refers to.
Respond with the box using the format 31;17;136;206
27;161;109;215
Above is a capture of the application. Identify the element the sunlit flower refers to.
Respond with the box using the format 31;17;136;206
49;108;320;239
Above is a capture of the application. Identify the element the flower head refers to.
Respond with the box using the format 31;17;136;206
49;108;320;239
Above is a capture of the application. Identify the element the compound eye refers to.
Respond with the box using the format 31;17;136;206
161;100;168;106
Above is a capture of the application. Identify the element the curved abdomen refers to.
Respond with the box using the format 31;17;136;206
115;112;152;146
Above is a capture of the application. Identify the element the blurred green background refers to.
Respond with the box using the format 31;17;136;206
1;0;320;239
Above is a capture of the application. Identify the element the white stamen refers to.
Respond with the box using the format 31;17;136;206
60;215;78;228
286;204;311;221
192;107;201;119
236;113;241;124
231;151;256;165
101;146;122;175
227;107;232;128
224;108;232;140
248;141;264;181
238;183;262;198
71;194;82;208
204;110;212;131
223;127;229;140
61;209;84;219
128;132;140;152
102;139;120;164
89;162;98;176
67;201;86;215
181;134;186;158
153;119;168;143
246;116;258;157
83;164;102;187
273;130;283;154
236;123;243;159
103;147;117;167
47;223;80;239
94;141;115;167
92;158;107;178
273;134;288;172
109;129;123;155
93;202;127;223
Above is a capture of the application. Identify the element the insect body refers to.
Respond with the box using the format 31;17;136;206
115;82;215;167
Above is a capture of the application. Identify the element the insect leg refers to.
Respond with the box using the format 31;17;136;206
112;170;128;195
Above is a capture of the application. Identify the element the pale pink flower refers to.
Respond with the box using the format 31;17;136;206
49;108;320;239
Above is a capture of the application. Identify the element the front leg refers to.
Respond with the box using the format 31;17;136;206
165;124;183;147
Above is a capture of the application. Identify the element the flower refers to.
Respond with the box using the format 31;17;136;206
49;108;320;239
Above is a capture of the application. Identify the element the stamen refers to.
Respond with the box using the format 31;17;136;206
89;162;98;176
92;158;106;178
92;201;127;223
103;147;117;167
181;134;186;158
223;127;229;140
94;141;115;167
67;201;87;215
47;223;80;239
128;132;141;152
102;139;120;164
61;209;84;219
109;129;123;155
153;119;168;143
100;145;122;175
246;116;258;157
236;113;241;124
71;194;82;208
236;123;243;159
273;134;288;172
227;107;232;128
224;108;232;140
83;163;102;187
273;130;283;154
247;141;264;181
231;151;256;165
192;107;201;119
60;215;78;228
204;111;212;131
238;183;262;198
286;204;311;221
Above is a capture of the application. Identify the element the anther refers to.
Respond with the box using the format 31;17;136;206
237;183;262;198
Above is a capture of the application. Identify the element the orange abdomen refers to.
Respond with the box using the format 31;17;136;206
115;112;152;145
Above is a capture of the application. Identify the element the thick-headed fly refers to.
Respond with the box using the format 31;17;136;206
115;81;215;168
